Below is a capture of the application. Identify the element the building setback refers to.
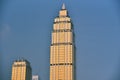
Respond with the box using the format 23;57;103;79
50;4;75;80
11;59;32;80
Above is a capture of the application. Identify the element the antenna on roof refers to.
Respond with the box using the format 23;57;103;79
62;3;65;9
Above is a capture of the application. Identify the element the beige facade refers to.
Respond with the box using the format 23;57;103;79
11;59;32;80
50;4;74;80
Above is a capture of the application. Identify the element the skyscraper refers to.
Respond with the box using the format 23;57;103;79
50;4;75;80
32;75;39;80
11;59;32;80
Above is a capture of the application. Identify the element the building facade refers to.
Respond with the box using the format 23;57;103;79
50;4;75;80
32;75;39;80
11;59;32;80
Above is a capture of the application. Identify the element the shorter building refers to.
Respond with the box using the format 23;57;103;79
32;75;39;80
11;59;32;80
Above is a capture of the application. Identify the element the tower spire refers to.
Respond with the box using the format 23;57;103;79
62;3;65;9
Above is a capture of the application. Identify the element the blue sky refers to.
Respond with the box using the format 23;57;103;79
0;0;120;80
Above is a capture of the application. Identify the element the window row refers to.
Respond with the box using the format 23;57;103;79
53;23;71;30
54;17;71;22
52;31;73;43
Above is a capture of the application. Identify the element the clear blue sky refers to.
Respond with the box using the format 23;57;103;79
0;0;120;80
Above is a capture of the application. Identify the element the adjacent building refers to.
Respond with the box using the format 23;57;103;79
32;75;39;80
11;59;32;80
50;4;75;80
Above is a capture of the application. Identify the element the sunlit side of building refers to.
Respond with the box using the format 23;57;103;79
11;59;32;80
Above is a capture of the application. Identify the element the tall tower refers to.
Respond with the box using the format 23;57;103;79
11;59;32;80
50;4;75;80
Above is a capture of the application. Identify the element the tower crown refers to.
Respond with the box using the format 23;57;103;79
59;3;68;17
